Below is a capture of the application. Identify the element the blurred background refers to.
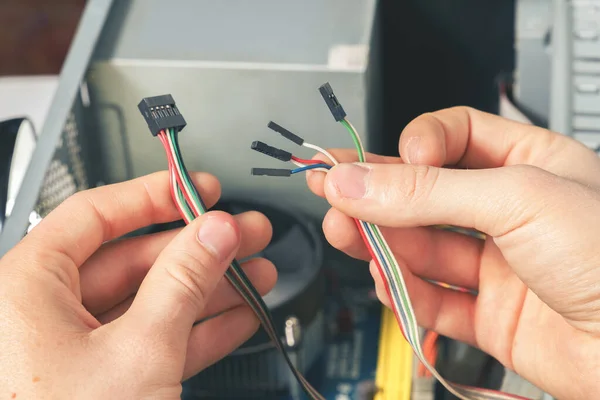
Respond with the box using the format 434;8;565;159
0;1;573;399
0;0;515;135
0;0;85;75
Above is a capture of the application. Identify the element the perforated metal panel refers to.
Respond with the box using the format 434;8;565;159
35;110;90;218
0;0;112;254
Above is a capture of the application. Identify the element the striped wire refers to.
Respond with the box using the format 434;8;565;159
157;128;324;400
250;117;523;398
156;110;530;399
309;118;529;400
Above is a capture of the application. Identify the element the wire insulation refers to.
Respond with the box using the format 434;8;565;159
248;115;527;399
155;96;531;399
158;129;324;400
316;118;526;400
291;164;332;174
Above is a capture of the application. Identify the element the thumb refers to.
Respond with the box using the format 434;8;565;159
120;211;240;356
323;162;563;237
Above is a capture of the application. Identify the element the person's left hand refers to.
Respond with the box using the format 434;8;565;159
0;171;276;399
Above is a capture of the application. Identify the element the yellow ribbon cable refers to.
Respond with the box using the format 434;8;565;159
374;306;413;400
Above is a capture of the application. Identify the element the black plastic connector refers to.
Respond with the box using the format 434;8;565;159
251;168;291;177
267;121;304;146
138;94;187;136
318;82;346;122
251;141;292;162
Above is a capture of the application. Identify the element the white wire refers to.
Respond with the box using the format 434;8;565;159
164;130;203;217
340;123;473;399
344;119;366;158
291;160;304;168
310;124;485;400
302;142;339;166
295;125;513;399
291;159;329;173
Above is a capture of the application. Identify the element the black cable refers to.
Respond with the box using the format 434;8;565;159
0;117;35;232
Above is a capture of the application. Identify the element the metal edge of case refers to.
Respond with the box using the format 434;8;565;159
548;0;573;135
0;0;115;257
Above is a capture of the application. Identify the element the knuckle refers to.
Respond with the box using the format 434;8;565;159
507;164;557;195
61;190;86;210
163;249;213;310
492;165;560;237
407;111;445;132
397;165;440;205
449;105;475;114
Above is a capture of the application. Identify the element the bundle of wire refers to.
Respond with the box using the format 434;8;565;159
156;127;325;400
249;83;532;400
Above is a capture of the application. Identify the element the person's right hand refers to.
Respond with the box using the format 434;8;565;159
307;107;600;400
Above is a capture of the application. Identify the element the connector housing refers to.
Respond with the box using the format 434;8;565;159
318;82;346;122
251;168;291;177
251;141;292;162
138;94;187;136
267;121;304;146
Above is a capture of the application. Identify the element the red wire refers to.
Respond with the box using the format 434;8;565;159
158;130;198;218
354;218;525;398
158;132;177;204
291;155;323;165
156;132;523;399
352;217;408;341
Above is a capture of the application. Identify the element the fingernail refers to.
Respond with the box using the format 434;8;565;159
328;163;370;199
197;218;238;261
406;136;421;164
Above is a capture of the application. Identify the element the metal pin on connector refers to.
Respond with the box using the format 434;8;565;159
137;94;187;136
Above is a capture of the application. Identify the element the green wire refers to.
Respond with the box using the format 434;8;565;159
167;129;270;303
167;129;274;302
168;129;206;212
160;127;323;399
341;120;365;162
340;118;420;343
371;225;419;335
166;131;322;399
166;131;195;221
338;118;494;400
176;185;195;221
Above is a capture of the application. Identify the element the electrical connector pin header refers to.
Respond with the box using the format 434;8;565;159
138;94;186;136
318;82;346;122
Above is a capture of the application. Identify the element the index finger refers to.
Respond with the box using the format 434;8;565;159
400;107;600;186
21;171;221;267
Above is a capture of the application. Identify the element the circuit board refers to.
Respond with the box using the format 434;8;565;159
286;289;383;400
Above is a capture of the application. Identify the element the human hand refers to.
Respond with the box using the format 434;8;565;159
307;107;600;399
0;172;276;399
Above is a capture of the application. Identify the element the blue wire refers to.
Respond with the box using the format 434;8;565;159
290;164;332;174
361;220;411;342
289;164;412;329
